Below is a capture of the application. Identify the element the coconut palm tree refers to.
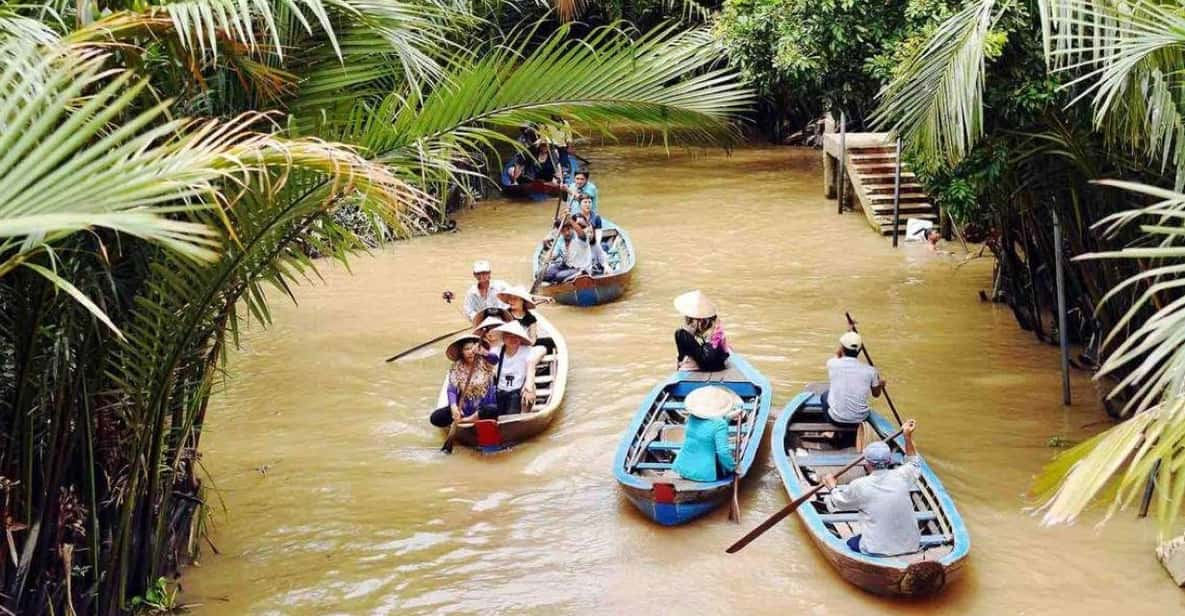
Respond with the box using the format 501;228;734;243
0;2;752;613
870;0;1185;533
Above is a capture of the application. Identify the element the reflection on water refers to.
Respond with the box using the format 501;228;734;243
184;147;1183;615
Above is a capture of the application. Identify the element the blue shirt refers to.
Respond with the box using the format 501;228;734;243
671;416;736;482
567;181;599;215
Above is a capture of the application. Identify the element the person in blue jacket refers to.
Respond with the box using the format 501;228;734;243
671;385;739;482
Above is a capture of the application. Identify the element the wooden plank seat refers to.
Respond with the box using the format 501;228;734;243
788;422;858;432
635;462;673;471
920;534;953;547
796;452;905;467
662;400;757;412
818;511;938;524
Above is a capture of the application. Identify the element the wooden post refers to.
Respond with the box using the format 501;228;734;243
838;111;846;214
1053;209;1071;405
892;136;902;247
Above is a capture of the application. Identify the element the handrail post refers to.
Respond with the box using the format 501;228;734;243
838;111;846;214
1053;208;1071;405
891;136;902;247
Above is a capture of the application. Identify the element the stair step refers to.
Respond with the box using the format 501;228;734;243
850;154;897;162
869;194;930;203
866;183;923;194
861;172;917;182
871;205;936;215
875;213;937;224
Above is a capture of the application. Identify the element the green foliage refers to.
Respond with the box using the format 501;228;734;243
130;577;183;614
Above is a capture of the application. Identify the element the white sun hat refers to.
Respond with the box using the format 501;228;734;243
674;289;717;319
840;332;863;351
472;260;492;274
474;315;509;333
684;385;742;419
492;320;532;344
496;285;536;310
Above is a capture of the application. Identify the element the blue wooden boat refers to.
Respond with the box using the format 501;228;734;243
771;383;970;596
613;355;772;525
532;217;635;307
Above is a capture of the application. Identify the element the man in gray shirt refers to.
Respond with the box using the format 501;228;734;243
821;332;885;426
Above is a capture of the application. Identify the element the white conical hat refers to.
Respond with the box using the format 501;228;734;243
674;290;717;319
474;315;508;333
684;385;742;419
492;320;532;343
496;285;536;310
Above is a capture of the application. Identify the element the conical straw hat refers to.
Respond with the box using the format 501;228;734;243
445;333;488;362
474;315;508;333
684;385;742;419
496;285;536;310
492;320;532;343
674;290;717;319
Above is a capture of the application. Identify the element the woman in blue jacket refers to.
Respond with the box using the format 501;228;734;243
672;385;739;482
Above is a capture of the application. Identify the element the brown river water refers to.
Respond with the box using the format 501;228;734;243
184;146;1182;614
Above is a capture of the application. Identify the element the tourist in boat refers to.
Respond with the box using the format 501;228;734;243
673;290;730;372
529;140;561;184
822;419;922;556
463;260;510;324
429;334;499;429
543;217;593;284
497;285;540;343
566;170;598;215
577;195;602;230
473;312;510;352
819;332;885;429
671;385;739;481
490;321;546;415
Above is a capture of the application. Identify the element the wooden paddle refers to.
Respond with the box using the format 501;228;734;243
530;212;569;294
728;416;742;523
441;360;480;454
386;292;468;363
844;312;905;426
725;426;906;554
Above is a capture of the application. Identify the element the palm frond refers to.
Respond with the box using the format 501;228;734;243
1038;0;1185;186
871;0;999;165
1034;180;1185;534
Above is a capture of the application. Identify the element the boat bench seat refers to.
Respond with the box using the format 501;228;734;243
819;511;937;524
646;426;741;452
662;400;756;412
920;534;952;547
788;422;858;432
634;462;673;471
797;452;904;467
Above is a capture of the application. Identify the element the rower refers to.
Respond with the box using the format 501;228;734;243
566;170;598;216
673;290;730;372
463;260;510;325
543;219;593;283
823;419;922;556
819;332;885;446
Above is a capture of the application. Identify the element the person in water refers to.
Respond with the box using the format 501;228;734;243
463;260;510;324
429;334;499;432
566;170;598;215
823;419;922;556
672;385;739;482
543;217;593;283
489;321;546;415
673;290;730;372
820;332;885;428
497;285;540;343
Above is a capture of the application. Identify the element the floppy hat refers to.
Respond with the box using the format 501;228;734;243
445;333;488;361
492;320;532;344
496;285;536;310
684;385;742;419
674;290;717;319
863;441;893;468
472;260;492;274
840;332;862;351
474;315;508;333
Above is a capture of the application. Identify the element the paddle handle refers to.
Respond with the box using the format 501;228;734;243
726;426;905;554
386;325;470;363
531;213;569;294
845;312;904;426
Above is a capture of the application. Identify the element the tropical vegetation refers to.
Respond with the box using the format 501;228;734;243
0;1;751;613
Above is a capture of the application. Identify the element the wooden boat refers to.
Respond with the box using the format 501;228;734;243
531;217;636;307
434;312;568;452
770;383;970;596
613;355;772;525
500;180;566;200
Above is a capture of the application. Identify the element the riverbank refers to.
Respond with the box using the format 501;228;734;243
182;146;1181;614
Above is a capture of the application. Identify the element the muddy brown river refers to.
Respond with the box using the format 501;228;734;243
183;146;1182;614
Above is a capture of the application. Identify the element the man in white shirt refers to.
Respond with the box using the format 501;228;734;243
821;332;885;426
542;218;593;283
463;260;509;324
823;419;922;556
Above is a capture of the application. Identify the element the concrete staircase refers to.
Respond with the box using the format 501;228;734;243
846;145;938;236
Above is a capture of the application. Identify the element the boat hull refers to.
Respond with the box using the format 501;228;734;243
533;218;635;307
771;385;970;596
434;313;568;453
613;355;773;526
